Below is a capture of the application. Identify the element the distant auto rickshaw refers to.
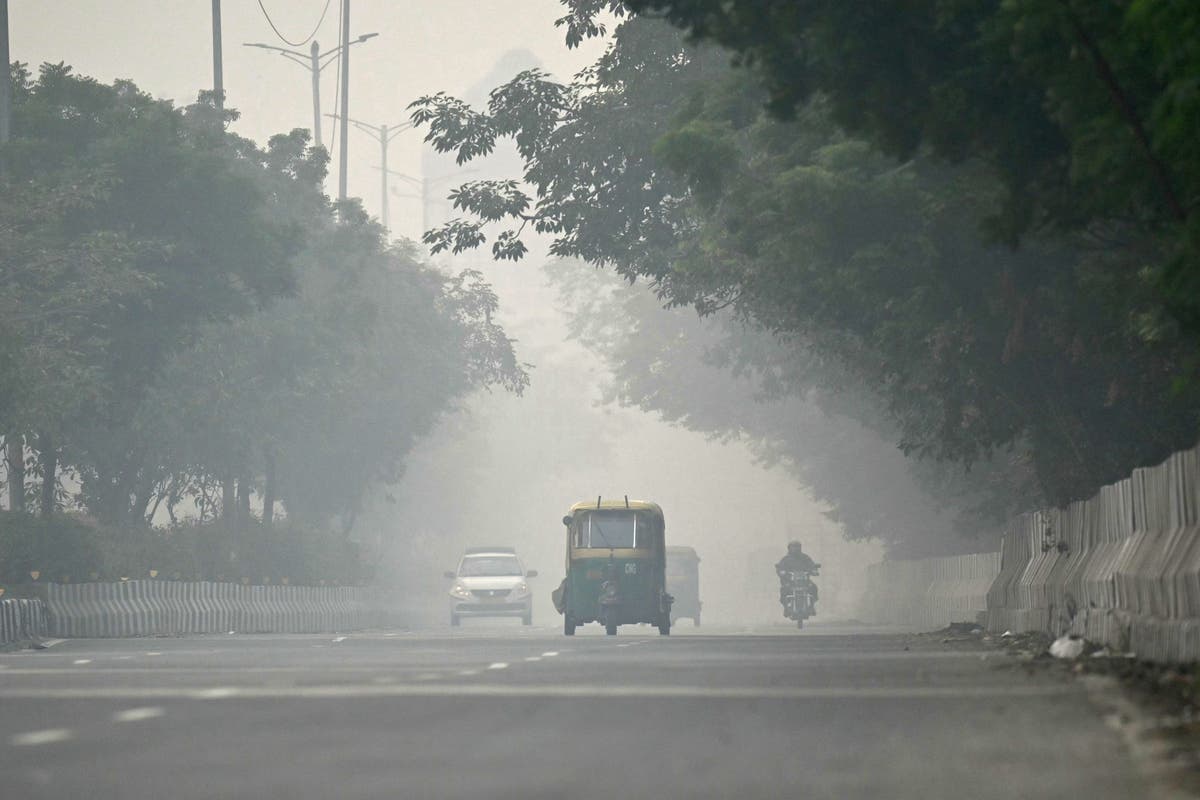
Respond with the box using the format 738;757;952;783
666;546;701;627
553;498;672;636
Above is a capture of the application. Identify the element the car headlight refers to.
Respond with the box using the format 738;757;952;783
510;581;530;597
450;583;472;600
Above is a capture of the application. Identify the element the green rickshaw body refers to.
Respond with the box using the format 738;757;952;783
556;500;672;635
666;545;701;626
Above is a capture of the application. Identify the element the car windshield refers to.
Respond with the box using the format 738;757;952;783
458;555;523;577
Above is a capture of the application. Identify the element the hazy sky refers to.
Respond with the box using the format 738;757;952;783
10;1;606;240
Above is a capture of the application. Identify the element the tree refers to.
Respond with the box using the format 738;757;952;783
619;0;1200;333
408;11;1198;541
1;65;528;544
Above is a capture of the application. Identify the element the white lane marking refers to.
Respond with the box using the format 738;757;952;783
10;729;73;746
486;662;509;670
0;684;1073;701
542;651;559;657
616;644;630;648
458;669;480;677
332;636;347;643
73;659;92;665
115;656;133;660
113;706;164;723
144;652;162;657
524;656;542;662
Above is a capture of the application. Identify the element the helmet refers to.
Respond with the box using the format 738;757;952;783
787;541;803;554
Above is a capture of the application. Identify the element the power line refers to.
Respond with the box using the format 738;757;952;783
256;0;332;47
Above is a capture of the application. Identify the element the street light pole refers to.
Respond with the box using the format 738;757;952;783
211;0;224;110
337;0;351;204
328;115;413;232
243;33;377;153
385;168;477;241
380;124;388;231
0;0;10;144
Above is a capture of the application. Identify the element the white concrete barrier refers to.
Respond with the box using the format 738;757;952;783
985;442;1200;662
40;581;378;637
0;598;47;644
864;552;1000;630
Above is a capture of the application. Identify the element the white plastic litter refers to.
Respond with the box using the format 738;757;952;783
1049;634;1086;659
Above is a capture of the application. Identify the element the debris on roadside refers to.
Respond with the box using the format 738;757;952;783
1050;634;1086;659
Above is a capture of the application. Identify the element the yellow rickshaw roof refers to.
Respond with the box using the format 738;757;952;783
566;499;664;520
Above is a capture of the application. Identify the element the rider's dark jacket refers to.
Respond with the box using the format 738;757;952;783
775;551;817;577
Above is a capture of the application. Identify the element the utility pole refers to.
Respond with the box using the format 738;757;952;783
330;115;412;232
211;0;224;110
244;34;376;152
337;0;351;203
0;0;11;143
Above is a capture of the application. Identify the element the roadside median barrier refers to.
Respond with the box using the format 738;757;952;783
34;580;378;637
864;551;1000;630
0;597;47;645
985;443;1200;663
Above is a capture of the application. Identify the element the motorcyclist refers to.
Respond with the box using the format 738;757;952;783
776;541;819;607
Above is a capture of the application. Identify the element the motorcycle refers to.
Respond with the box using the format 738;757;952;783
779;569;818;629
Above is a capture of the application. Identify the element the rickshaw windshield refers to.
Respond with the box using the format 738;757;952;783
575;512;640;548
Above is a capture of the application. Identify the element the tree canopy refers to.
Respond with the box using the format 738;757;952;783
1;64;526;539
408;6;1199;548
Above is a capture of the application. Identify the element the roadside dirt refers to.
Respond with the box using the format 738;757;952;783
917;624;1200;799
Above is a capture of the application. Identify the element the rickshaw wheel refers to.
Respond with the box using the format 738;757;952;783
605;621;618;636
563;615;576;636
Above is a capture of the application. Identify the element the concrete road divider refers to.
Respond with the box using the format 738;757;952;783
984;443;1200;662
864;552;1000;630
0;598;47;645
36;581;377;637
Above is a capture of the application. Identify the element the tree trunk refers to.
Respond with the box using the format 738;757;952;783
37;431;56;517
237;476;252;526
222;475;236;530
5;434;25;513
262;448;276;527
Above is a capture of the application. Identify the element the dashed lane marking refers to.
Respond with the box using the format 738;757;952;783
333;636;347;643
487;662;509;670
144;652;162;657
542;652;559;657
458;669;480;677
112;706;164;723
72;659;92;665
524;656;542;662
10;729;73;746
0;684;1073;701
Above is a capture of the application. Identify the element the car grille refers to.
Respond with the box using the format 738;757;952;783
471;589;511;599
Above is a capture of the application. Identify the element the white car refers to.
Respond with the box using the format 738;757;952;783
445;548;537;626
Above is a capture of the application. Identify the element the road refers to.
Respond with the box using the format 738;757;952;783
0;623;1151;799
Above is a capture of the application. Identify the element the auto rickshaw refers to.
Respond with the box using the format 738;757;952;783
553;498;672;636
666;546;701;626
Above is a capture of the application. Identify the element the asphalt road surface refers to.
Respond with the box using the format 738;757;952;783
0;622;1151;799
